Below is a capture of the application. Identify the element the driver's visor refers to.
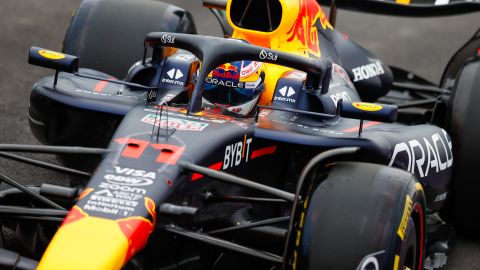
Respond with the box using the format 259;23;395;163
204;77;263;106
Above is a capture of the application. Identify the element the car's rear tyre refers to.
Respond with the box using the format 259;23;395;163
445;56;480;237
291;162;426;270
63;0;196;79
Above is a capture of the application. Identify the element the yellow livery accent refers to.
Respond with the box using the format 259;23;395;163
38;216;129;270
260;65;293;104
352;102;383;112
226;0;333;105
393;255;400;270
39;49;65;60
397;195;413;240
396;0;411;5
227;0;332;58
415;182;424;192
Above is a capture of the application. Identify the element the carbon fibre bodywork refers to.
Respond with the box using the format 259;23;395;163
21;0;480;268
29;44;452;214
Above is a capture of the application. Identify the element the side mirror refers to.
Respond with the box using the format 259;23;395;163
27;46;150;91
338;100;397;123
28;47;79;74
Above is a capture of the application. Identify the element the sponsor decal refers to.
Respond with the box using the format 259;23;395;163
161;93;176;102
147;89;157;102
244;77;263;89
162;68;185;86
167;68;184;80
330;91;352;107
103;166;156;186
105;175;153;186
99;182;146;195
74;89;146;101
161;34;175;44
223;135;253;169
286;71;307;80
352;61;385;82
144;109;229;124
356;251;385;270
141;114;209;131
217;63;239;73
84;196;137;216
271;119;344;135
259;49;278;61
397;195;413;240
39;49;65;60
388;130;453;178
333;64;354;87
213;69;240;80
274;86;296;103
175;53;194;61
352;102;383;112
434;192;448;202
84;183;145;216
240;61;262;77
144;108;254;130
205;77;243;88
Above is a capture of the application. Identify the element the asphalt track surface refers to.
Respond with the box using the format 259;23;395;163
0;0;479;269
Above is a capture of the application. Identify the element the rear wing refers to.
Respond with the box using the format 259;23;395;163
204;0;480;17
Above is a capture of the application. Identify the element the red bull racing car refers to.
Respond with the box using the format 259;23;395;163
0;0;479;269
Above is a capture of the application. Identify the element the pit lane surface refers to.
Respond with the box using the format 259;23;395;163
0;0;479;268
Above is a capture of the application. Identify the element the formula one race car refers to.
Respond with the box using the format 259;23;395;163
0;0;479;269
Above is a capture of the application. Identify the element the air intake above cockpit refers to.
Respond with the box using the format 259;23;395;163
230;0;282;32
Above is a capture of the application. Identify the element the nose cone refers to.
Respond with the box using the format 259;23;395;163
38;203;155;270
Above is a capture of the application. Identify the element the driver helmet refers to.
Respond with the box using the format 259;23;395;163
203;60;265;116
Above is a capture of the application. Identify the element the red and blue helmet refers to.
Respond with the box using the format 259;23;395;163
203;60;265;116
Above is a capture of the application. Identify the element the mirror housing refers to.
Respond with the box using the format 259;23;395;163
338;100;397;123
28;47;79;74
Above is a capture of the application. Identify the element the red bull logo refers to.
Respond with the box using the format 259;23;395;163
213;63;240;80
225;63;239;73
287;0;333;57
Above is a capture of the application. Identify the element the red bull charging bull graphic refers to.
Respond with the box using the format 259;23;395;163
287;0;333;57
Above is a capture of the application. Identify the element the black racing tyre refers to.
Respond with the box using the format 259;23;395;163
63;0;196;79
445;57;480;236
398;219;417;270
291;162;426;270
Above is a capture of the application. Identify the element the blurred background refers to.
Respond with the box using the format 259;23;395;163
0;0;478;268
